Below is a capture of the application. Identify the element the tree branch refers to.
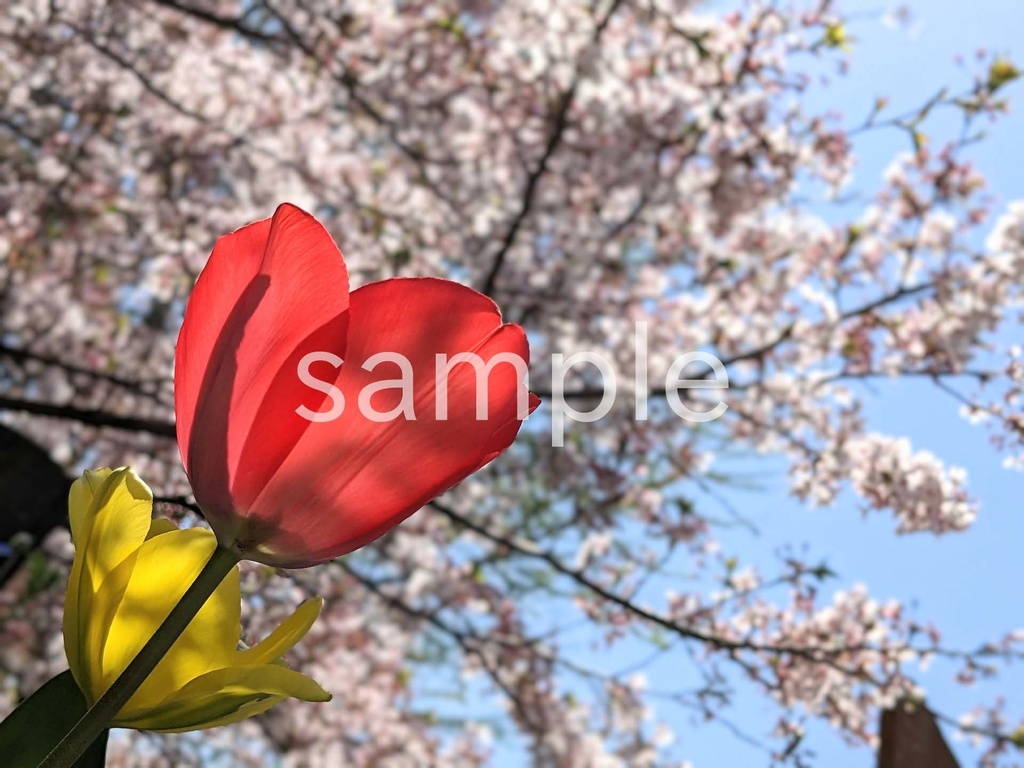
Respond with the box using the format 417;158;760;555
0;395;176;437
478;0;626;297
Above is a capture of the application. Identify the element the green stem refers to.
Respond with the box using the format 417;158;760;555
38;545;240;768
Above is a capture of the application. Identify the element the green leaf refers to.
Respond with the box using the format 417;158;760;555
0;670;109;767
823;22;852;51
809;561;838;581
1010;726;1024;749
988;58;1020;92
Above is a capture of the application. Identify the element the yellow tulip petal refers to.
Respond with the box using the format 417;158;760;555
77;468;153;583
65;468;117;683
198;664;330;703
152;695;286;733
146;517;178;539
104;528;242;713
64;468;153;703
237;597;323;666
118;665;330;732
67;468;115;546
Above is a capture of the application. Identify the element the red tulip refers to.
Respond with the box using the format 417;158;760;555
175;204;538;567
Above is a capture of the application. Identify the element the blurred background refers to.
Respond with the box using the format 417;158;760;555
2;0;1024;765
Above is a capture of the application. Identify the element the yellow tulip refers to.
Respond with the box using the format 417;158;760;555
63;467;330;732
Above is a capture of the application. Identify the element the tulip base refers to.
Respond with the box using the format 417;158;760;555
40;545;241;768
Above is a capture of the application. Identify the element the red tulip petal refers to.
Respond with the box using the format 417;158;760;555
473;391;542;471
238;278;533;566
175;204;349;535
175;217;269;517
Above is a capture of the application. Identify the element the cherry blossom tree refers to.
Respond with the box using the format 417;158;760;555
1;0;1023;765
